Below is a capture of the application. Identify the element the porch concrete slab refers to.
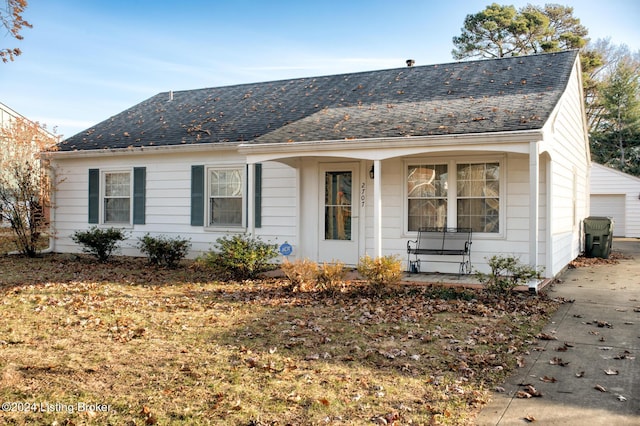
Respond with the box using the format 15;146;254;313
476;238;640;425
401;272;482;286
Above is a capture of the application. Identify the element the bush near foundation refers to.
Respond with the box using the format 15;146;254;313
199;234;278;280
137;233;191;268
71;226;127;262
478;255;542;294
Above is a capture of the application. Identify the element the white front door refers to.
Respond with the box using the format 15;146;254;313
318;163;359;265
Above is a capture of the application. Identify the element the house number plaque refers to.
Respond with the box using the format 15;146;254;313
361;182;366;207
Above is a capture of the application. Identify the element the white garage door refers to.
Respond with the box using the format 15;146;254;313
590;194;625;236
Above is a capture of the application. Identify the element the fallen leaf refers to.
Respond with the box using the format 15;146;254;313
516;390;532;399
526;385;542;397
616;394;627;402
594;384;607;392
604;369;619;375
614;351;635;360
549;357;569;366
598;346;613;351
317;398;330;406
537;332;557;340
575;371;585;378
540;375;557;383
524;414;537;422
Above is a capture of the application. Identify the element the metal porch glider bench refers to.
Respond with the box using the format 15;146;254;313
406;227;472;275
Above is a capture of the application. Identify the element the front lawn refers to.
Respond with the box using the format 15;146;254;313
0;252;558;425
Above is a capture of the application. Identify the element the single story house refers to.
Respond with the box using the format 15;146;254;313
590;162;640;237
47;50;590;280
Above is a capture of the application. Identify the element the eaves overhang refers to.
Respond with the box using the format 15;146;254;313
43;141;242;160
238;129;545;161
43;129;547;161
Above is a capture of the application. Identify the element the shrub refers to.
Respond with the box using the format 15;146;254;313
315;261;347;293
281;258;319;291
137;233;191;268
478;254;542;294
357;254;403;291
71;226;127;262
198;234;278;280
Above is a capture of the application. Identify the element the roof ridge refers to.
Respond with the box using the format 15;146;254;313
161;50;580;97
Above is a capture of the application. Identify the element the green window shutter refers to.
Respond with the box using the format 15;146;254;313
133;167;146;224
254;163;262;228
191;165;205;226
88;168;99;224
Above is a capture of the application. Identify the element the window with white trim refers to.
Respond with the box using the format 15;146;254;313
456;162;500;233
406;160;501;234
208;167;243;226
103;171;131;224
407;164;448;231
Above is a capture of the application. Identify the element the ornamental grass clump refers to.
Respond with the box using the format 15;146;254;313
357;254;403;292
280;258;319;291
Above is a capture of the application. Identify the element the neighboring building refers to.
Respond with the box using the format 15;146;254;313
1;102;59;227
590;162;640;237
46;50;591;280
1;102;23;127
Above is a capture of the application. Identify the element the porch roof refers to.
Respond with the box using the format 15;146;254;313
58;50;578;152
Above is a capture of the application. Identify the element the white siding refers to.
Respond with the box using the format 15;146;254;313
363;153;546;275
51;151;297;258
545;60;591;276
590;162;640;237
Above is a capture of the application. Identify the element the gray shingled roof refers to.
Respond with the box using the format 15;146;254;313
58;50;578;151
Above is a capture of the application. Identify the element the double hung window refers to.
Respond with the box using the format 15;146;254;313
103;171;131;223
406;160;501;234
407;164;448;231
88;167;145;226
208;168;243;227
456;162;500;233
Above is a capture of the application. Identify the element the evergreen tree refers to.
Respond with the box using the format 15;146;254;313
590;58;640;175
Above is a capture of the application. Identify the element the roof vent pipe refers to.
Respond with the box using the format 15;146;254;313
169;90;173;101
406;59;415;67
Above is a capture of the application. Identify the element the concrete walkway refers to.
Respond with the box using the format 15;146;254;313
476;238;640;425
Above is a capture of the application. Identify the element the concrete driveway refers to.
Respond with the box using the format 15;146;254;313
476;238;640;425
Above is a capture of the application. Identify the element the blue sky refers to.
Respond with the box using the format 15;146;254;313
2;0;639;139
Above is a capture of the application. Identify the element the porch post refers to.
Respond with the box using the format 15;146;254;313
373;159;382;257
247;162;255;235
529;141;539;284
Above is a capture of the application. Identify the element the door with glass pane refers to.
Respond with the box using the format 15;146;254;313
319;164;358;265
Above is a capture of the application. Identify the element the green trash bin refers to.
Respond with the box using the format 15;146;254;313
584;216;614;258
